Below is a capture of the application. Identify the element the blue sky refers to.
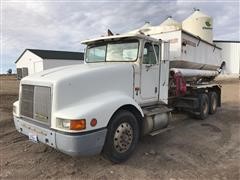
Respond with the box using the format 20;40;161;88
1;0;240;73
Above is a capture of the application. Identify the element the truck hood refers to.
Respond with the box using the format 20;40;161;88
21;63;133;85
21;62;135;112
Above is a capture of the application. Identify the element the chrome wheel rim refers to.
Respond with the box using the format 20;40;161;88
203;101;208;115
113;122;133;153
212;96;217;111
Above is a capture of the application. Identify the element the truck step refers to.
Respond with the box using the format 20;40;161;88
149;126;174;136
143;104;172;117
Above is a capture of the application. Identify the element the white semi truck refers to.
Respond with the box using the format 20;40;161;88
13;32;224;163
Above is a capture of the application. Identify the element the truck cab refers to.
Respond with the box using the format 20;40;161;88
13;34;220;163
82;34;170;105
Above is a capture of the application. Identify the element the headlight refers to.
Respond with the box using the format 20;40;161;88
62;120;70;129
13;101;19;117
57;118;86;130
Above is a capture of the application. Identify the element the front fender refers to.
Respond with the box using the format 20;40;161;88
54;92;143;132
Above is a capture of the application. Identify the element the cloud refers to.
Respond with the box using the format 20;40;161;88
1;0;239;73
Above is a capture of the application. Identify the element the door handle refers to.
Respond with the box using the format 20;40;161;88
145;64;153;71
146;64;153;68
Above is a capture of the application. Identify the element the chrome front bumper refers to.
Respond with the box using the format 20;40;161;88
13;116;107;156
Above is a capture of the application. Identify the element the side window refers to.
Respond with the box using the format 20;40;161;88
143;43;158;64
17;68;22;80
22;67;29;77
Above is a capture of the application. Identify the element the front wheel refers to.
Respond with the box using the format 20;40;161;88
102;110;139;163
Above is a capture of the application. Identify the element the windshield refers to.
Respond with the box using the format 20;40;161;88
86;40;139;63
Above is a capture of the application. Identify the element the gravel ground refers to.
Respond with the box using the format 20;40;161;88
0;77;239;180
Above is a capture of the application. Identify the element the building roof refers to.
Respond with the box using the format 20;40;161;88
15;49;84;63
213;40;240;43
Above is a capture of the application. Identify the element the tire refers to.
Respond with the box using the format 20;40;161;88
102;110;140;163
209;91;218;114
197;93;209;120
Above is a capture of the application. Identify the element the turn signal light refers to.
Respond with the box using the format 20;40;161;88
70;119;86;130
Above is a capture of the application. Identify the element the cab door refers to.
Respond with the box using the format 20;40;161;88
140;42;160;103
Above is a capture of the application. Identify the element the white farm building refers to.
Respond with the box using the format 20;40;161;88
15;49;84;79
213;41;240;76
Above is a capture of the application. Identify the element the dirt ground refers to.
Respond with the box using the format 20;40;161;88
0;76;239;180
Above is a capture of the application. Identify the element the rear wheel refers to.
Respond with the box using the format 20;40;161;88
102;110;139;163
209;91;218;114
197;93;209;120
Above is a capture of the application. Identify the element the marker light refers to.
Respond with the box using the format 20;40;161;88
90;118;97;127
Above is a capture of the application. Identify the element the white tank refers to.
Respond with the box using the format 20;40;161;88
127;21;152;34
127;17;182;35
182;9;213;43
158;16;182;32
145;17;181;35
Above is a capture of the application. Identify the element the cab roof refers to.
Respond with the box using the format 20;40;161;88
81;33;160;45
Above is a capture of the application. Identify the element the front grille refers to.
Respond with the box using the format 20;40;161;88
20;85;51;124
21;85;34;118
34;86;51;123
